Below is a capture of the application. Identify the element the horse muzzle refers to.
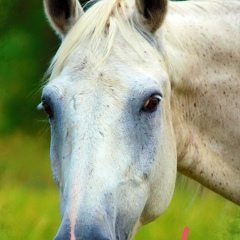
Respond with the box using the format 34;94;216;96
54;222;112;240
53;214;119;240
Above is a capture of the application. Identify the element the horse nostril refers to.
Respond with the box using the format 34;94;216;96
53;230;71;240
54;222;112;240
77;230;111;240
87;234;110;240
53;218;71;240
96;237;110;240
75;225;112;240
85;236;110;240
54;235;110;240
54;233;70;240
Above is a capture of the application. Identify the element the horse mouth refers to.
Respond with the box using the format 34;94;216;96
54;216;131;240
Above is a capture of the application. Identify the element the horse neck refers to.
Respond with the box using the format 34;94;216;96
162;1;240;205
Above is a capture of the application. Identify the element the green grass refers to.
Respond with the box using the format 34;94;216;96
0;133;239;239
0;133;60;240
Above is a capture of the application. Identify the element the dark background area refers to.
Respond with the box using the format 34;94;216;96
0;0;59;136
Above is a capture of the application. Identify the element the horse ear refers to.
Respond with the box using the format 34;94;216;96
135;0;168;33
44;0;83;37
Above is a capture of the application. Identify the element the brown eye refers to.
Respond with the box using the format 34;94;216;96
42;102;53;118
142;95;162;112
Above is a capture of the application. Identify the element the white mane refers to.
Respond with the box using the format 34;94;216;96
48;0;159;80
47;0;237;80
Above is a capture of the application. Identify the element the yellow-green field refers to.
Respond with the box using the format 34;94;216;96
0;133;239;240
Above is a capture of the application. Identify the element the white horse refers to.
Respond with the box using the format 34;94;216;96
41;0;240;239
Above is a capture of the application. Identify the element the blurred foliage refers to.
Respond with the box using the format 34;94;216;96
0;0;59;135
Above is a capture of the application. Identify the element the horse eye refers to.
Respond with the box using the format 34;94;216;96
42;102;54;119
142;95;162;112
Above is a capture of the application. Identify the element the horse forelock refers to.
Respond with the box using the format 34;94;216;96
47;0;161;81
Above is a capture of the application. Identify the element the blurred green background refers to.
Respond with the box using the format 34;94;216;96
0;1;239;240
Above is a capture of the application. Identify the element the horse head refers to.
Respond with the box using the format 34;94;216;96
42;0;177;239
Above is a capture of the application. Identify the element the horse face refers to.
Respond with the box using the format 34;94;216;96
42;42;177;239
43;0;177;239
